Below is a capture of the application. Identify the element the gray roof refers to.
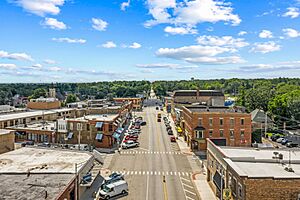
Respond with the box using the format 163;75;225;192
173;90;224;97
251;109;272;123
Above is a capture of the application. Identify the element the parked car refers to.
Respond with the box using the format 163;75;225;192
168;129;173;135
37;142;51;147
121;140;139;149
281;138;289;145
140;121;146;126
170;136;176;142
286;142;298;148
98;180;128;199
81;172;92;184
276;138;284;143
21;140;34;147
125;135;138;139
104;173;124;183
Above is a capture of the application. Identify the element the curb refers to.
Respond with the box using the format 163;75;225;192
190;172;203;200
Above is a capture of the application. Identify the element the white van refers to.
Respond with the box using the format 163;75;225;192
97;180;128;199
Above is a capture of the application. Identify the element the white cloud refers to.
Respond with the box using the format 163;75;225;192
156;45;235;59
52;37;86;44
238;31;247;36
164;26;197;35
0;50;33;61
196;35;249;48
145;0;241;28
283;7;299;18
44;59;56;64
49;66;61;71
31;63;42;69
184;56;245;64
231;61;300;73
121;0;130;11
259;30;273;38
251;41;281;54
102;41;117;48
136;63;180;69
12;0;65;16
282;28;300;38
0;63;17;70
92;18;108;31
42;18;67;30
129;42;142;49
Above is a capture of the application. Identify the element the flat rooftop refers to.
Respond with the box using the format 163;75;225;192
216;145;300;178
0;147;92;173
0;108;74;122
0;173;74;200
74;114;119;122
8;121;56;132
0;129;13;135
185;106;246;113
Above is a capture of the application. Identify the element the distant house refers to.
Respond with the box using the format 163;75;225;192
251;109;273;131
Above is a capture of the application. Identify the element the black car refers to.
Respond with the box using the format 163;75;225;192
21;140;34;147
140;121;147;126
156;107;159;110
286;142;298;148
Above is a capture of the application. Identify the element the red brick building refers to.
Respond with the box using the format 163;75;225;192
182;106;251;151
113;97;142;110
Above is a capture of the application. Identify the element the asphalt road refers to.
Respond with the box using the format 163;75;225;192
107;106;199;200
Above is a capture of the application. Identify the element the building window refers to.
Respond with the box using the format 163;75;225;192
209;130;213;137
69;123;73;130
209;118;213;126
230;130;234;139
240;130;245;137
220;130;224;137
238;183;243;198
220;118;223;126
87;124;90;131
198;118;203;126
195;130;203;139
232;178;237;196
230;118;234;126
241;118;245;125
109;124;113;132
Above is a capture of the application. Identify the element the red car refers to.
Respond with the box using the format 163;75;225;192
123;138;138;143
125;135;138;139
170;136;176;142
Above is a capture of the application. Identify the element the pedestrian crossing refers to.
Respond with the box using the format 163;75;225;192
120;151;182;155
110;170;192;177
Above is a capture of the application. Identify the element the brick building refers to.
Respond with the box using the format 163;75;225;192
27;97;61;110
181;106;251;151
0;129;14;154
207;139;300;200
113;97;142;110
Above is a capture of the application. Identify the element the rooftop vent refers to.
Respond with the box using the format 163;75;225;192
284;167;294;173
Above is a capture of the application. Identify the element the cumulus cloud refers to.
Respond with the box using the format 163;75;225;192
0;63;17;70
184;56;245;65
12;0;65;16
121;0;130;11
251;41;281;54
136;63;180;69
129;42;142;49
92;18;108;31
52;37;86;44
156;45;235;59
259;30;273;38
42;18;67;30
164;26;197;35
282;7;299;18
44;59;56;64
145;0;241;28
196;35;249;48
48;66;62;71
102;41;117;48
231;61;300;73
283;28;300;38
238;31;247;36
0;50;33;61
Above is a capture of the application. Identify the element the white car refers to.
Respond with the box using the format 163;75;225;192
276;138;284;143
98;180;128;199
121;140;139;149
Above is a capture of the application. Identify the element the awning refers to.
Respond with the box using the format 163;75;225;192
67;132;73;139
113;122;118;127
194;126;205;131
213;171;223;190
113;132;121;139
116;118;121;124
95;133;103;140
95;122;103;128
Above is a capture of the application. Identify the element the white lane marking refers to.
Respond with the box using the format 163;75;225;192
139;171;142;175
135;171;138;175
154;171;157;175
182;183;194;189
174;172;177;176
131;171;134;175
158;171;161;175
146;173;149;200
166;171;169;176
180;176;191;182
178;172;181;176
150;171;153;175
170;172;173;175
184;190;197;196
186;196;195;200
147;171;149;175
143;171;145;175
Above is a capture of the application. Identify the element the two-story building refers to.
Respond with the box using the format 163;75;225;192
182;106;251;151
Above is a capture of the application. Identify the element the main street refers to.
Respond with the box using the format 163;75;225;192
107;106;200;200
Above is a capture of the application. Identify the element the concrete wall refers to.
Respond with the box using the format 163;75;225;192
0;130;15;154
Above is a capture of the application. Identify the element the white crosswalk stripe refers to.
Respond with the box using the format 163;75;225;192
109;170;192;177
121;151;182;155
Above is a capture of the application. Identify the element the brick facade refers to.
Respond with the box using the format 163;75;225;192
27;101;61;110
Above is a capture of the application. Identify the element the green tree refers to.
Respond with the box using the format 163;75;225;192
65;94;77;104
29;88;47;99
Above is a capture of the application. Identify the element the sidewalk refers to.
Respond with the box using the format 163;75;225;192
168;114;217;200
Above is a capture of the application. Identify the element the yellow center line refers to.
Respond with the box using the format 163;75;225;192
163;175;169;200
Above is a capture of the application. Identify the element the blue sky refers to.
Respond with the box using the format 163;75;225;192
1;0;300;82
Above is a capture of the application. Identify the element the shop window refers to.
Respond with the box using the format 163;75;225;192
195;130;203;139
209;130;213;137
230;118;234;126
220;130;224;137
220;118;223;126
241;118;245;125
209;118;213;126
240;130;245;137
230;130;234;139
